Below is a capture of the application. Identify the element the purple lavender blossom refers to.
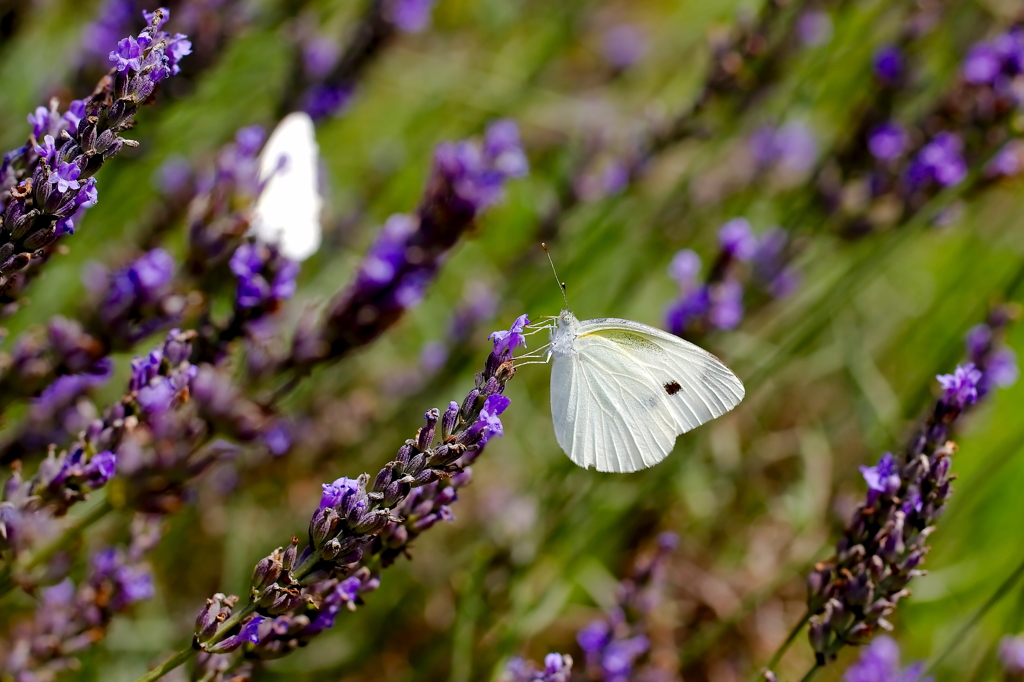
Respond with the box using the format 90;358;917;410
505;653;573;681
3;516;160;680
749;122;818;175
303;84;355;120
601;24;647;70
575;533;677;682
963;42;1003;85
97;248;181;346
708;279;744;330
718;218;757;261
1001;634;1024;674
184;315;527;665
859;452;901;502
868;123;908;161
229;242;300;312
310;121;527;365
797;10;833;47
904;133;967;189
386;0;438;33
842;636;931;682
751;228;799;298
807;320;1016;665
936;363;982;409
0;9;190;294
873;46;904;85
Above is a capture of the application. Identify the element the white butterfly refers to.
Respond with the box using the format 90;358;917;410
250;112;323;261
546;310;745;473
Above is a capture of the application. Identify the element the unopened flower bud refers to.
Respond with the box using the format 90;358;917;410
418;408;439;450
441;401;459;439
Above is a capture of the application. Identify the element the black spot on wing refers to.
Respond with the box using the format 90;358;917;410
664;381;682;395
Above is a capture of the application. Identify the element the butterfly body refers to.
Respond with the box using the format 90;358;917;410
549;310;744;473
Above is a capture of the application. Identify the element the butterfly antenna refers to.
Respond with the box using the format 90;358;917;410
541;243;569;309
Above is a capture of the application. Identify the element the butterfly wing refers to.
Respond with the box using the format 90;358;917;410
250;112;323;261
551;318;744;473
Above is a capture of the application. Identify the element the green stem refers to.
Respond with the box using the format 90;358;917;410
133;647;198;682
750;610;812;682
130;602;258;682
920;553;1024;679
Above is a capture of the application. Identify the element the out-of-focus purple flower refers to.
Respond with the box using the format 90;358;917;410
963;42;1003;85
434;120;528;212
505;653;573;682
386;0;438;33
578;621;612;653
873;46;904;85
229;242;300;312
797;10;833;47
82;0;137;59
937;363;982;409
303;84;355;121
842;636;931;682
868;122;908;161
905;133;967;189
752;228;800;298
98;248;180;345
718;218;757;261
666;286;711;336
749;122;817;175
153;155;193;195
1001;635;1024;674
709;279;744;330
303;36;340;79
986;141;1024;178
602;24;647;70
668;249;701;287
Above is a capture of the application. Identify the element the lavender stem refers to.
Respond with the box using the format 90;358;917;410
751;610;812;682
133;647;199;682
133;602;259;682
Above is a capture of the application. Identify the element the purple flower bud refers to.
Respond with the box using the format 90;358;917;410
963;42;1002;85
718;218;757;261
868;122;908;161
601;24;647;70
386;0;437;33
873;46;904;85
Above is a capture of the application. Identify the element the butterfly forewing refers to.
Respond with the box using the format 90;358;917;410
550;317;745;473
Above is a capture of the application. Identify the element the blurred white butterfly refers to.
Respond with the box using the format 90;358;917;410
250;112;323;261
533;246;745;473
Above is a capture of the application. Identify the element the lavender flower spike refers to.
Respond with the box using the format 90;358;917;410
806;315;1016;666
182;315;528;668
300;121;527;366
0;9;190;293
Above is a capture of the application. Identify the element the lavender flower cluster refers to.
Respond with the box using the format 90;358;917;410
0;9;190;304
184;315;527;672
666;218;798;337
805;308;1018;664
506;532;678;682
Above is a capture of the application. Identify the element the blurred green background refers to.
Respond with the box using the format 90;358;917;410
3;0;1024;680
